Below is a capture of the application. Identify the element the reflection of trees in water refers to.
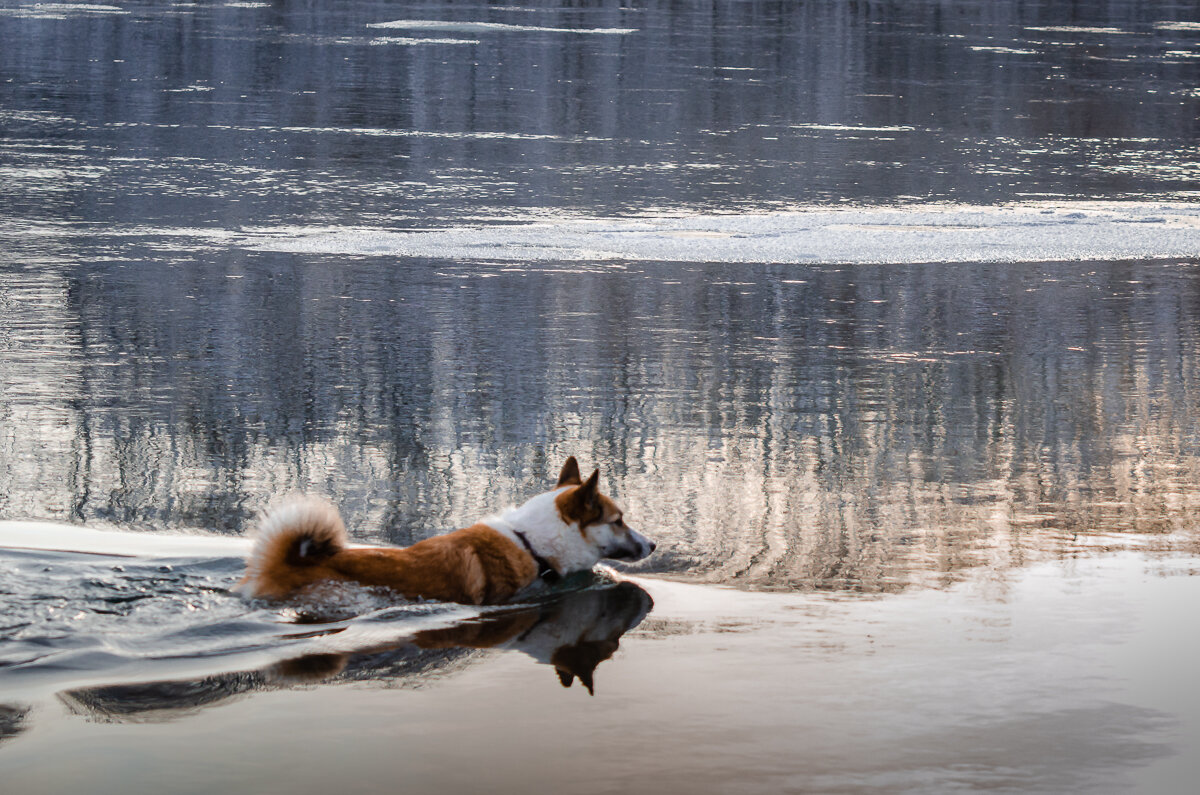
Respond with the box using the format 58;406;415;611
2;0;1200;592
4;256;1200;594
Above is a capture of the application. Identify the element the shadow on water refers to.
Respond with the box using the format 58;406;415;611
42;581;652;725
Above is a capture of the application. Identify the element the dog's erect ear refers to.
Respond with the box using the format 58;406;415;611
559;468;602;524
577;469;600;509
557;456;582;487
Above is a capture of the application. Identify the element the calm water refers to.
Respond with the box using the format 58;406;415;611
2;0;1200;792
2;0;1199;225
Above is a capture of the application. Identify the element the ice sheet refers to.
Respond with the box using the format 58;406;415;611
0;520;251;558
366;20;636;35
244;202;1200;264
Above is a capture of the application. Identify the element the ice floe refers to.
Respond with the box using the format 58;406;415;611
243;202;1200;265
366;19;636;35
0;520;251;558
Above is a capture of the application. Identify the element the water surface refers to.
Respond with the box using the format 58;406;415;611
5;252;1200;591
2;0;1200;792
2;0;1199;228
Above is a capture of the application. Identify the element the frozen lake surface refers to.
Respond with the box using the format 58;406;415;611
2;0;1199;792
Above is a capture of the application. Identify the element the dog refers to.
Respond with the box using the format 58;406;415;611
236;457;655;605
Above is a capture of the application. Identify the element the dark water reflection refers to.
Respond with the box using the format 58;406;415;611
54;580;651;725
1;0;1198;229
4;251;1200;592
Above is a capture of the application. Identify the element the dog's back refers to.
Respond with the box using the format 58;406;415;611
236;496;537;604
237;458;653;605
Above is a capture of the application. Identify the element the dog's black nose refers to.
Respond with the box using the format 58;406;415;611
648;541;657;553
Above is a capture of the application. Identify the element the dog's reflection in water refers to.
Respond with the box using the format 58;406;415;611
62;580;653;721
276;580;650;695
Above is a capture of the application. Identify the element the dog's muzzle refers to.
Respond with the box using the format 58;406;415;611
604;528;656;562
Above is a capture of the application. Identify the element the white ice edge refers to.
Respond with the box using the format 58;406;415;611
366;19;636;35
0;520;386;558
0;520;253;558
239;202;1200;265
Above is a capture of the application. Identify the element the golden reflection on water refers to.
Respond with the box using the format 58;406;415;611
2;255;1200;593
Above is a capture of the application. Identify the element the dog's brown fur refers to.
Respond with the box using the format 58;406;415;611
236;457;631;605
239;518;539;604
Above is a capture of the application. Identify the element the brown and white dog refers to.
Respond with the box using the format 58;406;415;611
236;457;655;605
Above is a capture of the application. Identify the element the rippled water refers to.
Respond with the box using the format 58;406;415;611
2;0;1200;792
1;0;1198;223
5;252;1200;592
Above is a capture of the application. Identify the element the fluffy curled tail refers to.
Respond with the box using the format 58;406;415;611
236;495;347;599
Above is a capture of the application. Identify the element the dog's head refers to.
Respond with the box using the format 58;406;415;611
553;457;656;564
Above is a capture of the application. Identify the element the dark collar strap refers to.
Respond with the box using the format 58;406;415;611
514;530;561;584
